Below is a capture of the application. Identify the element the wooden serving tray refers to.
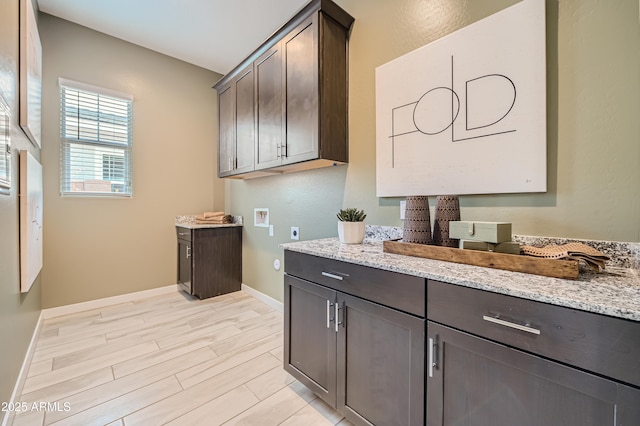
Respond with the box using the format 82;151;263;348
383;240;579;280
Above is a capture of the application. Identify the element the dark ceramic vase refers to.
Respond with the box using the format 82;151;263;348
403;196;432;244
432;195;460;247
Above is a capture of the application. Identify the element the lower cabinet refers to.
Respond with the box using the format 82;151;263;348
427;279;640;426
176;226;242;299
177;236;192;293
337;292;424;426
427;322;640;425
285;276;337;405
284;250;425;426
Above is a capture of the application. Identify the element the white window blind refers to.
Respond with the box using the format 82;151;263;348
0;94;10;194
59;78;133;197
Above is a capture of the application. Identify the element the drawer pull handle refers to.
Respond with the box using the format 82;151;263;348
178;232;189;236
322;272;344;281
482;315;541;335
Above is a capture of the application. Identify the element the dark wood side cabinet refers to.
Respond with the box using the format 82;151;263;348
284;250;426;426
176;226;242;299
427;280;640;425
214;0;354;179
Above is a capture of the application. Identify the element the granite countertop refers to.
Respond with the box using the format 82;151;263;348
176;222;243;229
175;215;243;229
176;223;242;229
281;236;640;322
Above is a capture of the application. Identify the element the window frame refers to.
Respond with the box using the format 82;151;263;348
0;93;11;195
59;78;134;197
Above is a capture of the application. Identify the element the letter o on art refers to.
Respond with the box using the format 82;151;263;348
413;87;460;135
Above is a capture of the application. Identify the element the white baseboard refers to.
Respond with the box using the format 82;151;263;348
41;283;279;320
41;284;179;319
241;283;283;312
2;310;44;426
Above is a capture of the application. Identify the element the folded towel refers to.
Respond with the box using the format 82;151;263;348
203;211;225;218
196;215;225;221
196;218;225;222
195;214;233;225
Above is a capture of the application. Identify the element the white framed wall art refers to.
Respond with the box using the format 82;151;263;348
375;0;547;197
20;150;43;292
20;0;43;148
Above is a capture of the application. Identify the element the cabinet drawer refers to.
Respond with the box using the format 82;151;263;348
427;280;640;388
285;250;425;317
176;226;192;242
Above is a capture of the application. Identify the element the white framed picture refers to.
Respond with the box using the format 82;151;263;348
20;150;43;292
19;0;43;148
376;0;546;197
254;208;269;227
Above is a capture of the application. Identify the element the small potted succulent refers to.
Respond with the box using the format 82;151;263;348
337;208;367;244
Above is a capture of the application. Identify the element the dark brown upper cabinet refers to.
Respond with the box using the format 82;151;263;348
217;64;255;177
255;43;285;171
213;0;354;179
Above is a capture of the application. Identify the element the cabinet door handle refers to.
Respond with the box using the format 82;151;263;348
482;315;541;335
335;301;344;333
322;272;344;281
186;246;191;259
326;300;334;329
428;336;437;378
276;144;281;159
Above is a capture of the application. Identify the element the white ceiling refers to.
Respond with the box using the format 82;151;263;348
37;0;310;75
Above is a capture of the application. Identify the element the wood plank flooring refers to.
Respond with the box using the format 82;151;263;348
10;290;351;426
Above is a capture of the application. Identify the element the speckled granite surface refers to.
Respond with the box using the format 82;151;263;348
364;225;640;269
175;215;243;229
282;227;640;322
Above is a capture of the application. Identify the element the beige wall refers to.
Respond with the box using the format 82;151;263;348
0;0;43;408
230;0;640;302
39;14;223;308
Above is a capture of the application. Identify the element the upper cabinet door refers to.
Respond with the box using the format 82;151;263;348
217;64;255;177
234;66;255;174
217;83;235;176
282;15;319;165
255;44;285;170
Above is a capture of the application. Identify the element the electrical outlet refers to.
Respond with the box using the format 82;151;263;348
291;226;300;240
269;225;274;237
400;201;406;220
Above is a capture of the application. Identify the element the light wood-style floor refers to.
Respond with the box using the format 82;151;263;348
10;290;351;426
